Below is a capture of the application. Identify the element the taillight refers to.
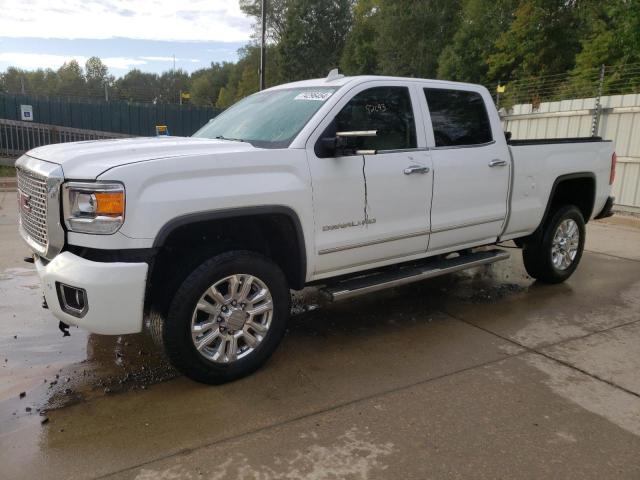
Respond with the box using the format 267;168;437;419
610;152;617;185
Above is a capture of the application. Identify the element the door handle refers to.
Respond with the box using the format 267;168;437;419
489;159;508;167
404;165;430;175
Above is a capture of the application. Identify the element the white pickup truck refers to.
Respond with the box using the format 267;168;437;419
16;72;616;384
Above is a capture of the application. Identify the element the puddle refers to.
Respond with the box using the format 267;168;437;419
0;267;176;434
133;427;395;480
0;253;530;434
525;353;640;437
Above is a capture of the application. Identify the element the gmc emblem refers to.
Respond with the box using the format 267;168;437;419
18;190;31;213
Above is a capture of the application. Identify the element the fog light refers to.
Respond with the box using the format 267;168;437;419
56;283;88;318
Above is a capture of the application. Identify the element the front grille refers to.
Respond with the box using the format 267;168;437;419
17;168;49;249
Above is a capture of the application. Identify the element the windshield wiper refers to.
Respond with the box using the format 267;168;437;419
214;135;247;143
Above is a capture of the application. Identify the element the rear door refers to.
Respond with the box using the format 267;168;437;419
420;86;511;253
306;82;433;277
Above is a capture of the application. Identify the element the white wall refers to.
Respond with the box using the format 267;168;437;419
501;94;640;209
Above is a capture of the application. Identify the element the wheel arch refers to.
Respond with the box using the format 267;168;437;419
148;206;307;314
538;172;596;230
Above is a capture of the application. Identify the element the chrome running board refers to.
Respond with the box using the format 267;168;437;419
323;249;510;302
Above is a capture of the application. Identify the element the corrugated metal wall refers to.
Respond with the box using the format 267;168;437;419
0;93;221;137
502;94;640;209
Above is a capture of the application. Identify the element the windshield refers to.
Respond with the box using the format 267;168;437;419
193;87;338;148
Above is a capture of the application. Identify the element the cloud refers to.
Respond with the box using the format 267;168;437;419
139;56;201;63
0;0;251;42
103;57;148;70
0;52;146;71
139;56;176;62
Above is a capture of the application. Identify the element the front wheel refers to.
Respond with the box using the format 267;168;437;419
522;205;586;284
163;251;290;384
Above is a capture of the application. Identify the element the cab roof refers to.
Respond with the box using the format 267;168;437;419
266;74;483;92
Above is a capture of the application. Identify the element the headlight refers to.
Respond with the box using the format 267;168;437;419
62;182;125;234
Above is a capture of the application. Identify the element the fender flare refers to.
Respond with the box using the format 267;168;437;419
535;172;596;235
152;205;307;288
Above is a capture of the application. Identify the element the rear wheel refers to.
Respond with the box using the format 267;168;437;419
522;205;585;284
163;251;290;384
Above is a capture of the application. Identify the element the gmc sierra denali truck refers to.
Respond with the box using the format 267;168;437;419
16;72;616;384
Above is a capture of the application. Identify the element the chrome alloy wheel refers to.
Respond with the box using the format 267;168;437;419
190;274;273;363
551;219;580;270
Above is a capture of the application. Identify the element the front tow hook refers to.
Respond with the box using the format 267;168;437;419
59;321;71;337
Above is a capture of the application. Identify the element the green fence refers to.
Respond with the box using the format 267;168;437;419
0;93;221;137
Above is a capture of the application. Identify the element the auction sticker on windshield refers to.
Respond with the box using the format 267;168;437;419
294;90;334;101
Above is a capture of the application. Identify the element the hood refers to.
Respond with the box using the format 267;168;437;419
26;136;258;179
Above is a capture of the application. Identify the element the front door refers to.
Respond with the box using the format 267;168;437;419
307;83;433;277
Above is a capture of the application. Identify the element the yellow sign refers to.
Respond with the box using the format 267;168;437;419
156;125;169;136
497;84;506;93
181;92;191;99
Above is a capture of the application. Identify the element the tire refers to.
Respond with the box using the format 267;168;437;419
163;250;290;384
522;205;585;284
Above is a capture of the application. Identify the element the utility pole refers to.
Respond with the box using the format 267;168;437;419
173;54;177;104
104;83;109;102
260;0;267;90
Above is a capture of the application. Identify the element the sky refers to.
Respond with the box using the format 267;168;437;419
0;0;254;76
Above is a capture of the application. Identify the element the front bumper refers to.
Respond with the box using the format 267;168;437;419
35;252;148;335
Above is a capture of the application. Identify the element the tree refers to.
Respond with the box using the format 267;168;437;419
277;0;353;82
85;57;112;98
191;75;218;106
340;0;381;75
437;0;518;84
190;61;238;106
216;84;237;108
236;64;260;99
0;67;28;93
158;69;190;103
25;69;59;95
487;0;584;82
570;0;640;94
57;60;85;96
113;69;160;102
374;0;461;78
239;0;290;43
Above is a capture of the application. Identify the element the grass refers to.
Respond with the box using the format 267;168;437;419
0;165;16;177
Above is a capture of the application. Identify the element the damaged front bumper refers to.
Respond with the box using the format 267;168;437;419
35;252;148;335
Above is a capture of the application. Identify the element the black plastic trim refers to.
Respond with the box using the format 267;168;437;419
66;246;158;263
508;137;610;146
56;282;89;318
152;206;307;287
594;196;615;219
534;172;596;236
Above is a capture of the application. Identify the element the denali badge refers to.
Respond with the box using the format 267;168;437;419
322;218;376;231
18;191;31;213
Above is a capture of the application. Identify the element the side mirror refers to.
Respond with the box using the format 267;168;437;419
320;130;378;157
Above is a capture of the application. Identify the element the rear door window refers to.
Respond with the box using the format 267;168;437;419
423;88;493;147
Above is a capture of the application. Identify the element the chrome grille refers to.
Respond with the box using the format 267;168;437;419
17;168;48;249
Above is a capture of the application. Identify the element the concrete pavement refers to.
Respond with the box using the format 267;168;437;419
1;189;639;479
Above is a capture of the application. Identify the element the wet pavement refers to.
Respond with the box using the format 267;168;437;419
1;187;640;479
